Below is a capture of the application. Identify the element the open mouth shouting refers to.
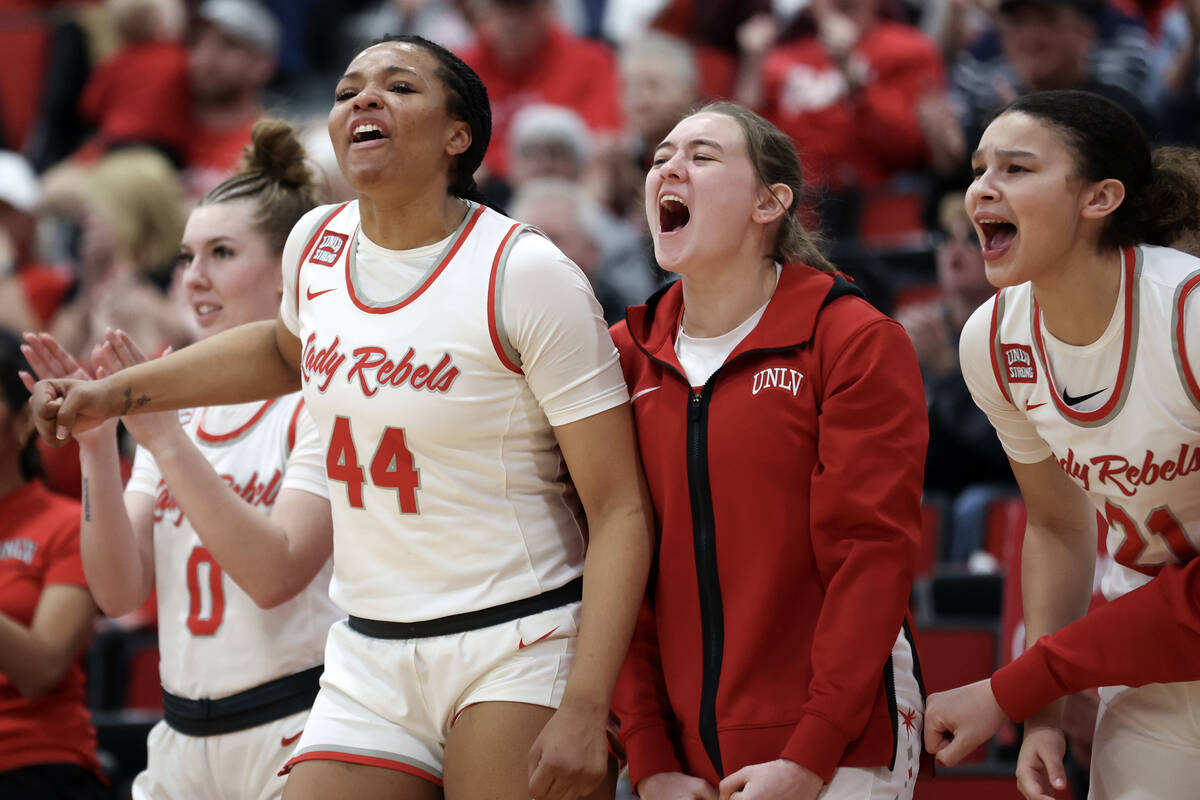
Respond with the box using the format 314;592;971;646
659;193;690;234
976;216;1017;259
350;121;389;148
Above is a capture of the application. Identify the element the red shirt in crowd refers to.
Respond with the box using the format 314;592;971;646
458;24;623;178
183;116;256;199
79;40;191;160
0;480;102;778
758;22;944;194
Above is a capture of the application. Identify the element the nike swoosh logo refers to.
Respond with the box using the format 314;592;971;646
1062;387;1106;406
306;286;336;300
630;386;660;403
518;626;560;649
1026;402;1046;411
281;731;303;747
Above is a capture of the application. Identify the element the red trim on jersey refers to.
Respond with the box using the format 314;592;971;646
286;398;306;453
1034;246;1136;422
279;751;443;786
346;204;486;315
1176;270;1200;405
295;203;352;313
487;223;524;375
195;399;277;443
987;291;1013;404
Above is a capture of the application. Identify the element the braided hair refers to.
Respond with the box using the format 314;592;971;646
201;118;321;255
368;34;494;208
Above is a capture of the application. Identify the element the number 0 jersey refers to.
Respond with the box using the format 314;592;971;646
280;200;627;622
125;395;338;699
961;245;1200;600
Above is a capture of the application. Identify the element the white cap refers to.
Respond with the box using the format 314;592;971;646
0;151;39;213
196;0;281;57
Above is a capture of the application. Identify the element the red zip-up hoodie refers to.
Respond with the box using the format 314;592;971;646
611;265;928;788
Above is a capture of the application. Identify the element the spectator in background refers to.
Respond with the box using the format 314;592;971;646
1155;0;1200;143
950;0;1158;154
591;31;701;228
184;0;281;198
77;0;190;167
458;0;623;180
896;192;1016;561
506;104;659;317
511;178;658;323
604;0;770;99
0;152;73;334
740;0;946;243
619;32;699;169
0;328;105;800
40;149;192;362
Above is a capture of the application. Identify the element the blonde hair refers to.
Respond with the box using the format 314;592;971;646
84;148;187;273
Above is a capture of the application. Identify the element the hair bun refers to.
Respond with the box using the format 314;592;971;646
240;118;314;188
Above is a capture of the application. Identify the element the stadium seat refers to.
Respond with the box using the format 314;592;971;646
913;624;999;763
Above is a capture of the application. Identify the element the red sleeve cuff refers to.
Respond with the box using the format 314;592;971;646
990;643;1064;723
780;713;851;784
622;724;684;793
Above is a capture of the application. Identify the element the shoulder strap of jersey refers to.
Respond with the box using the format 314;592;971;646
1174;268;1200;412
487;223;543;375
294;203;352;313
987;288;1015;405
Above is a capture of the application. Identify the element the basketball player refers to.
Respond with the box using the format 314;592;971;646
950;90;1200;799
611;101;927;800
28;35;653;800
23;119;341;800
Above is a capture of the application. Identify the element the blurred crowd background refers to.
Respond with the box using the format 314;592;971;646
1;0;1194;796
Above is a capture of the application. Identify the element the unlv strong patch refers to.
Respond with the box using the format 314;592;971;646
309;231;348;266
1003;343;1037;383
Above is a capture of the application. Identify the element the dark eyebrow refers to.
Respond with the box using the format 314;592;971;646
339;65;422;82
971;147;1037;161
653;137;726;154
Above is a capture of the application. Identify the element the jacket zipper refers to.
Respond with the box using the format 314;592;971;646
686;384;725;778
632;337;809;781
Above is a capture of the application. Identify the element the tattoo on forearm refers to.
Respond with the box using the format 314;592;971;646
120;387;152;415
83;477;91;523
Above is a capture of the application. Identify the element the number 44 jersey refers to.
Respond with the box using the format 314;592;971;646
961;244;1200;602
125;395;340;700
282;200;627;624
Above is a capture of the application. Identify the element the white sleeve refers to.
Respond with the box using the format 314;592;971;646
279;205;339;337
124;443;162;498
280;400;329;499
960;298;1054;464
500;232;629;426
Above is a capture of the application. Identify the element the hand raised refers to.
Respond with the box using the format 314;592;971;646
94;330;185;452
21;332;119;446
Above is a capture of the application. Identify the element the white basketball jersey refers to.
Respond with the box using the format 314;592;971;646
292;201;587;622
972;245;1200;600
126;394;339;699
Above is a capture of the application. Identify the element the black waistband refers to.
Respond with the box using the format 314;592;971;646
348;576;583;640
162;665;323;737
